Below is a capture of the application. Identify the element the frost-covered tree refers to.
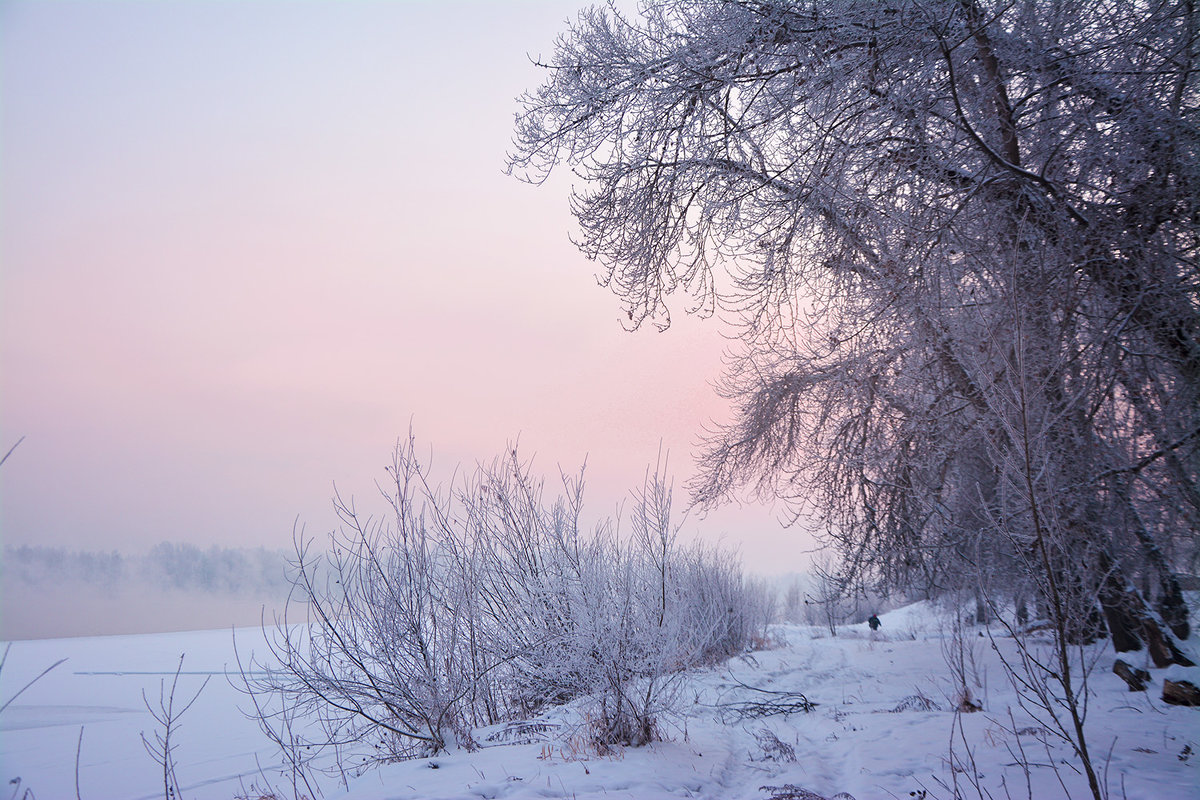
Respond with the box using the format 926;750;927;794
509;0;1198;661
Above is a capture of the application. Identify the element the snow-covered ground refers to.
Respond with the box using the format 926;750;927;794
0;627;279;800
2;603;1197;800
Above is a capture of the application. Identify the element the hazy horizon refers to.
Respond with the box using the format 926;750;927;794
1;540;819;640
1;541;293;639
1;0;817;638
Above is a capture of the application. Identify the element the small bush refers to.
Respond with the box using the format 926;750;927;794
243;434;769;771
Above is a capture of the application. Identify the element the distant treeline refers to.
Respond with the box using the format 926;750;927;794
1;543;293;596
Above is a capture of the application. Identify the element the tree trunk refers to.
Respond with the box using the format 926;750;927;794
1098;570;1145;654
974;593;989;625
1112;659;1150;691
1098;556;1194;667
1158;576;1191;641
1163;679;1200;707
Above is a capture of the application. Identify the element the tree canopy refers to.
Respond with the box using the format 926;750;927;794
510;0;1198;660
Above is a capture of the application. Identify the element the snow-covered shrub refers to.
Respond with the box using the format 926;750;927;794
467;452;764;746
247;439;483;763
243;435;767;767
752;727;797;762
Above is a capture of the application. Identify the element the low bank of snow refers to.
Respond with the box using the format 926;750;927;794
339;617;1199;800
2;604;1197;799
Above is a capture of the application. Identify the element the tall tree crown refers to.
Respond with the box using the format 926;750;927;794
510;0;1199;606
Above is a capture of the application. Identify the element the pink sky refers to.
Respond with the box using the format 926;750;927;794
0;1;814;575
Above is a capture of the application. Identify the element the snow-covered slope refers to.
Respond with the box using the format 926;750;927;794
2;603;1197;800
338;607;1199;800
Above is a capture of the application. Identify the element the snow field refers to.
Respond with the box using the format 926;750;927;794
2;603;1198;800
0;627;279;800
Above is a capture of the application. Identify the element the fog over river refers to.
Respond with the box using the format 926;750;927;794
1;544;293;639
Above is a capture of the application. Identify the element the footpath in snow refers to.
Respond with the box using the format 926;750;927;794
339;603;1200;800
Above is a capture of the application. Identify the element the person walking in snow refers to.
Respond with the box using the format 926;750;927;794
868;614;881;631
